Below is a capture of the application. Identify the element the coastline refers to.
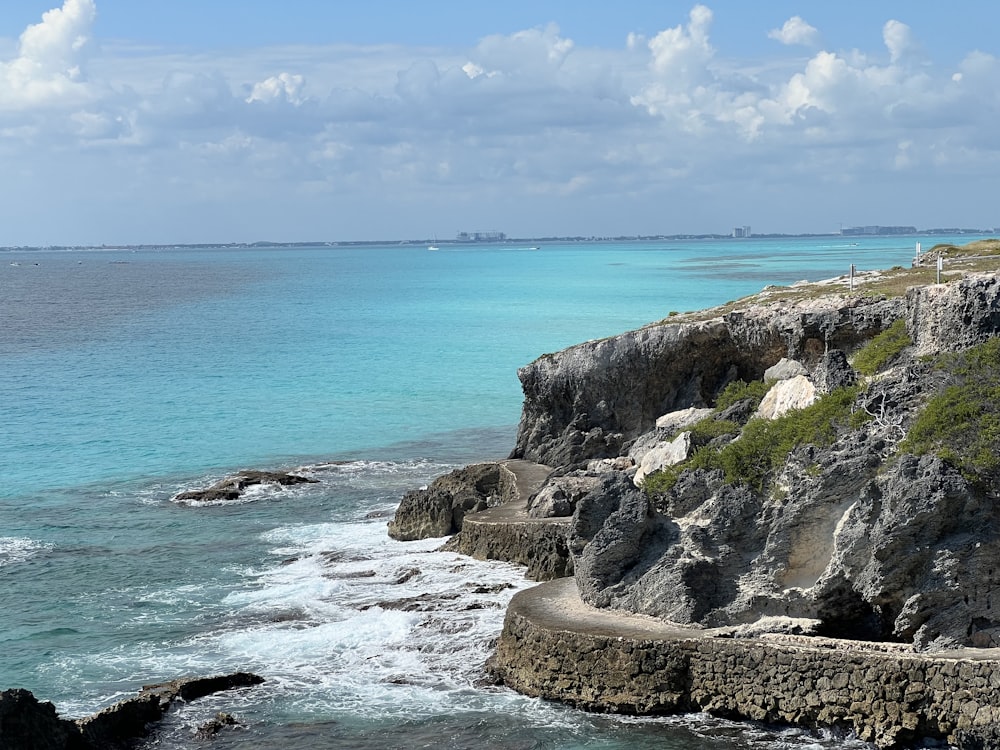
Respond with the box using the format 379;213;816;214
392;242;1000;749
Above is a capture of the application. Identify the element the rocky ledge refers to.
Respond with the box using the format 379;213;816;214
0;672;264;749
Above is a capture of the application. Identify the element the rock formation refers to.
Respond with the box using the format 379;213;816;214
387;463;503;541
0;673;263;750
386;265;1000;746
510;294;899;468
173;470;316;503
511;274;1000;651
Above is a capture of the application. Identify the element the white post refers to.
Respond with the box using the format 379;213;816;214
937;255;943;284
915;241;921;264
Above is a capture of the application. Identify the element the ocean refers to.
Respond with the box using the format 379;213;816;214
0;235;982;748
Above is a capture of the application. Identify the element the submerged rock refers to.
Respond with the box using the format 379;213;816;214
173;470;317;503
195;712;239;739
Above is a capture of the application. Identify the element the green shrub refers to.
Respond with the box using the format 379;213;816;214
900;337;1000;482
688;418;740;445
714;379;772;412
644;386;861;494
852;319;911;376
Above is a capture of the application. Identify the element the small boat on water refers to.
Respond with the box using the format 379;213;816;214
428;245;440;251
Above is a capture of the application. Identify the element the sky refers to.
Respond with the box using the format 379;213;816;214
1;1;999;245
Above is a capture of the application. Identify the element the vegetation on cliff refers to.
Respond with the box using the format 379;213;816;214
642;315;923;497
902;336;1000;483
851;318;911;375
643;385;862;494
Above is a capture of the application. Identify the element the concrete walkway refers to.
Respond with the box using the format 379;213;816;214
462;459;556;525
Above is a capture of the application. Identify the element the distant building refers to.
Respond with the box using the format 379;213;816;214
841;225;917;236
732;225;752;238
456;230;506;242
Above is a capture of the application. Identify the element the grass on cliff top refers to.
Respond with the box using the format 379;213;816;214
901;337;1000;483
659;239;1000;324
644;385;862;495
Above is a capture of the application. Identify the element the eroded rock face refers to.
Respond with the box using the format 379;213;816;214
387;463;502;541
557;276;1000;651
527;475;597;519
908;273;1000;355
511;296;901;467
568;353;1000;650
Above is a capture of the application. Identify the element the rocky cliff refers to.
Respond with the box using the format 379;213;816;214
510;293;899;468
513;273;1000;651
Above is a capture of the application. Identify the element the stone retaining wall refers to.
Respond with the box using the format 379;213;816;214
489;580;1000;749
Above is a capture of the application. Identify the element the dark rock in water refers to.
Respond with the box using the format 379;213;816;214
0;689;85;750
394;567;420;584
364;591;462;612
0;673;264;750
174;470;317;503
195;712;239;739
387;463;502;541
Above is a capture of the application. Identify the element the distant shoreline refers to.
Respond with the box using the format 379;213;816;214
2;229;997;253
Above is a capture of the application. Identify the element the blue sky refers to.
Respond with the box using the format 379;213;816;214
1;1;999;244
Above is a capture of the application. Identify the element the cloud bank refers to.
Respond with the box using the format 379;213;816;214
1;1;998;244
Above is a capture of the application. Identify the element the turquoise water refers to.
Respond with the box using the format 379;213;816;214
0;236;982;748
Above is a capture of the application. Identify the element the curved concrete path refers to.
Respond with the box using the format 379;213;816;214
462;459;556;524
447;459;570;579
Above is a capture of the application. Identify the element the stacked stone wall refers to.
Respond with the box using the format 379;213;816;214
490;581;1000;748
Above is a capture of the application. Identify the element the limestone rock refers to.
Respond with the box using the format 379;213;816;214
0;673;263;750
754;375;817;420
527;475;598;518
632;432;692;487
813;349;857;393
764;357;807;381
654;406;714;432
0;689;83;750
908;273;1000;355
569;473;679;611
195;712;239;738
511;295;900;467
387;463;501;541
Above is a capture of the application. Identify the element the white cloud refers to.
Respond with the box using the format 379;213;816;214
0;0;96;110
2;2;1000;243
647;4;714;79
247;72;305;105
768;16;820;47
883;19;917;64
474;23;573;74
